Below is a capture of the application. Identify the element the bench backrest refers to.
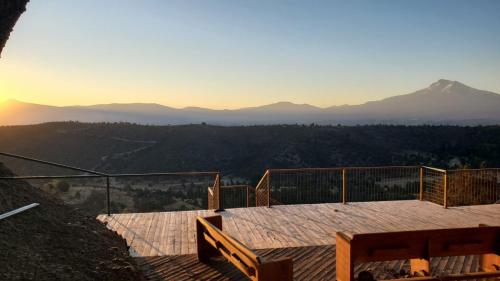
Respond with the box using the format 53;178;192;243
336;225;500;281
196;215;293;281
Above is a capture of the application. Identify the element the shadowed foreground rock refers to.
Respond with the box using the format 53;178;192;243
0;163;143;281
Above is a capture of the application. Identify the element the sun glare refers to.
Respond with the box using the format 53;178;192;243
0;90;9;103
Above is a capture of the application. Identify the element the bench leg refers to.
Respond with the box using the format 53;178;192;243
196;215;222;262
410;258;430;276
257;257;293;281
480;253;499;272
336;233;354;281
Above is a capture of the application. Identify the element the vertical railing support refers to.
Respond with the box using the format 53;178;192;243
342;168;347;204
267;170;271;207
106;176;111;216
419;167;424;201
246;185;250;208
443;170;448;208
215;173;224;212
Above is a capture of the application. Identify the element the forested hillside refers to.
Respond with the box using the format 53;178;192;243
1;122;499;182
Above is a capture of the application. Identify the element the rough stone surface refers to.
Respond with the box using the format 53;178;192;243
0;162;143;281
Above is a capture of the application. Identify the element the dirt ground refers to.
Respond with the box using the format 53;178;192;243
0;163;144;281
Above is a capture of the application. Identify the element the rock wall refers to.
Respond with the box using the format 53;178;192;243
0;0;29;57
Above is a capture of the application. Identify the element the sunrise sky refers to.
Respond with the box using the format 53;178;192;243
1;0;500;109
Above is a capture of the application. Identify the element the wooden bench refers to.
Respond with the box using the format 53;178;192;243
336;225;500;281
196;215;293;281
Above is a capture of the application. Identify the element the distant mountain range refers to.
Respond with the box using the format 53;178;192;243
1;79;500;126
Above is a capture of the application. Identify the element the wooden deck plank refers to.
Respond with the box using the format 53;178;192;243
119;213;135;242
144;213;158;256
239;208;267;249
174;211;182;255
186;210;195;255
151;211;166;256
134;213;150;256
181;211;190;255
97;200;500;257
126;213;143;255
237;208;259;247
165;211;175;257
233;207;264;249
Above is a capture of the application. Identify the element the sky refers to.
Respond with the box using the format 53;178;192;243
0;0;499;109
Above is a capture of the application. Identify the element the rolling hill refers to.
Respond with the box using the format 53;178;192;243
1;123;499;180
1;80;500;126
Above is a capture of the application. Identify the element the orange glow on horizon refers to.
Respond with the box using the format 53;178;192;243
0;54;416;110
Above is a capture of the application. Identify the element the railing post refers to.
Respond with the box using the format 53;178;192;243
217;174;221;210
342;168;347;204
267;170;271;208
443;170;448;208
246;185;250;208
419;167;424;201
215;173;224;212
106;176;111;216
207;187;213;210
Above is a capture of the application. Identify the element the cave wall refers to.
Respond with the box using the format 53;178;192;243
0;0;29;57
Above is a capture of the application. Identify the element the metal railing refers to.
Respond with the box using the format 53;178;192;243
256;166;499;208
447;168;500;207
263;168;343;206
421;166;446;206
345;166;420;202
1;152;220;216
0;203;39;221
255;170;270;207
255;166;419;206
1;172;220;216
220;185;254;209
2;152;499;213
106;173;218;214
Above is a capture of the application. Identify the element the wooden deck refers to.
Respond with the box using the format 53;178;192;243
97;200;500;257
137;245;486;281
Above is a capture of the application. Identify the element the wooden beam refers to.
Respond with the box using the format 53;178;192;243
389;278;438;281
438;271;500;281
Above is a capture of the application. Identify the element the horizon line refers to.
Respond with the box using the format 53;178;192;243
0;98;355;111
1;78;495;111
